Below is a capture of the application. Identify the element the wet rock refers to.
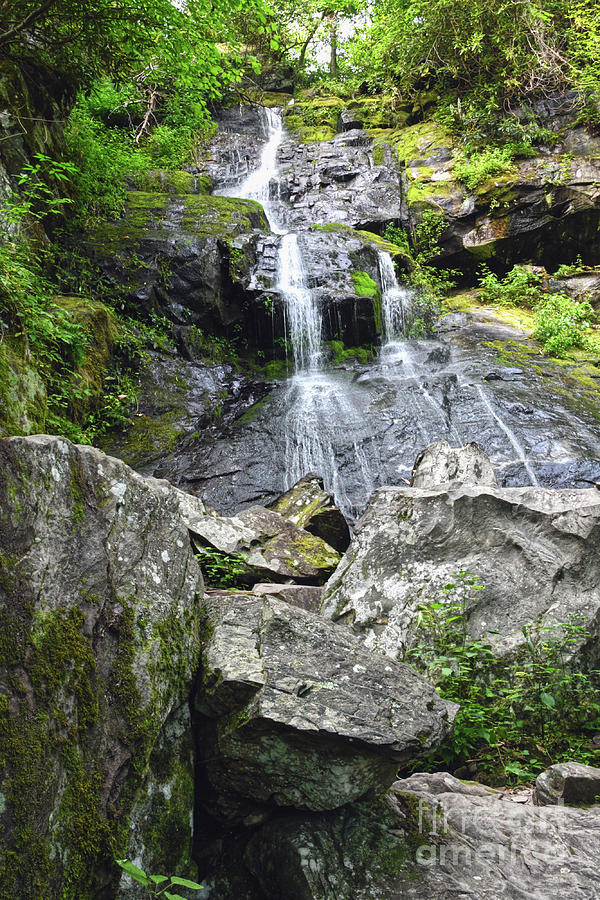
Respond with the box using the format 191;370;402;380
195;591;456;822
183;501;341;584
411;440;498;488
548;270;600;309
0;435;203;897
322;446;600;659
535;762;600;807
252;582;324;613
84;189;268;334
269;473;351;552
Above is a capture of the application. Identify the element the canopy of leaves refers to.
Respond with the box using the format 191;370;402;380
346;0;600;107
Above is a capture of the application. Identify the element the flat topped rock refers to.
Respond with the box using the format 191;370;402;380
195;591;456;817
535;762;600;807
411;439;497;487
322;446;600;659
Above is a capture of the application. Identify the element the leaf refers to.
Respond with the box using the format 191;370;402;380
165;893;188;900
540;692;555;708
170;876;204;889
149;875;169;884
115;859;149;887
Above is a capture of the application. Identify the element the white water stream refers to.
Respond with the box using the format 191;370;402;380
217;107;539;510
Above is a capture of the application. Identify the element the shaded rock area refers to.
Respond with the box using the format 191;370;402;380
0;435;203;898
268;473;351;553
252;582;324;613
535;762;600;807
367;101;600;270
322;442;600;659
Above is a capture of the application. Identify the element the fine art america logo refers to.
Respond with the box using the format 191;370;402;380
413;795;568;873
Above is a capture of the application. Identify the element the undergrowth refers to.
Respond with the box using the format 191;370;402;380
405;572;600;784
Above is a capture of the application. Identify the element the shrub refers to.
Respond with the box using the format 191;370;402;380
478;264;543;307
533;293;594;356
453;147;516;191
406;572;600;782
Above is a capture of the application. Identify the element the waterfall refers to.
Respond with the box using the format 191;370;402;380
217;107;283;231
277;234;322;372
378;251;412;340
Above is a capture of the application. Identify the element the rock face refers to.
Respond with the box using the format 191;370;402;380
535;763;600;807
269;473;351;552
378;102;600;269
411;439;497;488
0;435;203;897
386;771;600;899
180;493;341;584
322;444;600;659
195;590;456;823
84;183;270;338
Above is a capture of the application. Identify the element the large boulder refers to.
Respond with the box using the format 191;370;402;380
269;473;351;553
84;185;270;338
179;494;342;584
322;444;600;659
0;435;203;897
535;762;600;807
195;591;456;824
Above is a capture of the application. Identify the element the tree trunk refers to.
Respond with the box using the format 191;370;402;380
329;14;338;77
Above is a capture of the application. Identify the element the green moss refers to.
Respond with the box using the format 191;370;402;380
245;89;293;107
114;411;185;469
325;340;376;365
352;270;379;299
0;335;47;436
130;170;211;194
86;192;268;256
283;97;344;142
233;396;271;425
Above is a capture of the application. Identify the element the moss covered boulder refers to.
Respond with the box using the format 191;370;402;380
269;473;350;553
180;492;341;585
0;435;203;898
84;188;268;334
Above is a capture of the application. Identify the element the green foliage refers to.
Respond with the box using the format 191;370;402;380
406;573;600;782
453;147;516;191
478;264;543;308
553;255;586;276
116;858;202;899
414;210;447;262
533;293;594;356
195;547;256;589
382;223;411;255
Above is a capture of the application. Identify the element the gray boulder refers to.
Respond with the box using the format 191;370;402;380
0;435;203;897
535;762;600;807
195;591;456;822
322;445;600;658
411;439;497;488
180;495;341;584
269;473;351;553
387;771;600;899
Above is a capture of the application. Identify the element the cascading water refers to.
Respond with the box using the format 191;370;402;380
217;106;375;514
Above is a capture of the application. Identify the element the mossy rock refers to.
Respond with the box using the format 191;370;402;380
53;296;119;423
129;170;212;195
86;192;268;256
0;335;47;436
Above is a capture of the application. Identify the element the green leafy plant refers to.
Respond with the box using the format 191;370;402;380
533;292;594;356
453;147;515;191
478;264;543;308
406;575;600;783
196;546;257;588
116;858;202;899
